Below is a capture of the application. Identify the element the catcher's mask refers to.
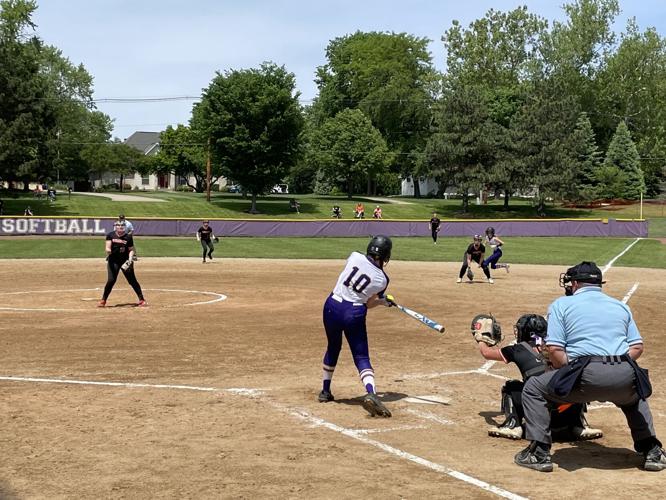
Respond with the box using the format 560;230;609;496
514;314;547;344
367;235;392;264
559;261;605;295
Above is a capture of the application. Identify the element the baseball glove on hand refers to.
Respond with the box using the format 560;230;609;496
471;314;502;346
121;260;133;272
466;267;474;280
214;237;219;243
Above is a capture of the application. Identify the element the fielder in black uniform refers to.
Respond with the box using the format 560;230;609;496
457;235;491;283
197;220;217;263
475;314;602;441
99;221;146;307
429;212;441;244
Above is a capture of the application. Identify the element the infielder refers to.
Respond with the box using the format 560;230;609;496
98;221;146;307
472;313;602;441
457;235;492;283
319;235;395;417
429;212;441;244
196;220;218;263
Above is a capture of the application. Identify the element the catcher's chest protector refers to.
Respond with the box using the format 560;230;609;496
512;342;546;380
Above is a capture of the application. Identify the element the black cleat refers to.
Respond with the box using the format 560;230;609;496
645;445;666;471
318;390;334;402
362;393;391;418
514;442;553;472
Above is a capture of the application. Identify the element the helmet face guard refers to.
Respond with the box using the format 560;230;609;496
559;261;604;296
514;314;547;344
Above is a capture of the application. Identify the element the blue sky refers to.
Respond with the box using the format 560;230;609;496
31;1;665;139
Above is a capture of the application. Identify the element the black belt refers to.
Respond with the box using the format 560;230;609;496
585;355;629;363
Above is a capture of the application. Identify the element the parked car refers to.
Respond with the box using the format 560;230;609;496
228;184;241;193
271;183;289;194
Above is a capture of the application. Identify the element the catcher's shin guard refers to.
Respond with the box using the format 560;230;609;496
500;379;524;423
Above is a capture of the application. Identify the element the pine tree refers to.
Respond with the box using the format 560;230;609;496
568;112;603;203
604;121;645;200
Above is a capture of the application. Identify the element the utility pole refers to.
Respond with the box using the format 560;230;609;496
206;137;212;202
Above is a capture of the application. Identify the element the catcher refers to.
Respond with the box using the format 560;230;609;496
197;220;218;263
98;220;146;307
457;235;492;284
471;313;603;441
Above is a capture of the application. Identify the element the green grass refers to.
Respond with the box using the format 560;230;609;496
1;236;663;268
0;189;661;222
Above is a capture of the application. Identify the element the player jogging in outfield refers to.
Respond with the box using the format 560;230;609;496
457;235;492;284
319;235;396;417
196;220;217;263
483;226;510;276
473;313;603;441
98;221;146;307
429;212;441;244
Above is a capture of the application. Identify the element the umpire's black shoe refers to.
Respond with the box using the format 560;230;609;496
362;393;392;418
644;445;666;471
514;442;553;472
318;390;334;402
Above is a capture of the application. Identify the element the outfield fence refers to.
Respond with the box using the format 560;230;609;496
0;217;648;237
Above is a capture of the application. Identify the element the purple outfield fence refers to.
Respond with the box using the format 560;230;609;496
0;217;648;237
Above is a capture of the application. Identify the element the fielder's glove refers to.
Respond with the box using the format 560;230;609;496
214;237;219;243
466;267;474;280
471;314;502;346
121;260;133;272
384;294;396;307
132;255;138;262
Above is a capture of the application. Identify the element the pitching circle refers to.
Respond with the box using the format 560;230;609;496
0;288;227;312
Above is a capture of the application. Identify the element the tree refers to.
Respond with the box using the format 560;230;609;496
151;124;220;193
0;0;55;189
80;140;144;191
441;7;547;206
307;109;392;198
567;112;603;203
425;85;498;213
511;83;581;214
604;121;645;199
314;31;438;196
194;63;304;213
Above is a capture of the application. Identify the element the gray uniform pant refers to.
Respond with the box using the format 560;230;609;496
523;360;656;445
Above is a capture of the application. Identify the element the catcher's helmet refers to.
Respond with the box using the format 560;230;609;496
485;226;495;238
367;235;392;262
559;261;605;294
514;314;547;344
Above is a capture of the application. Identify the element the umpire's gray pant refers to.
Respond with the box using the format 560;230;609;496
523;360;656;445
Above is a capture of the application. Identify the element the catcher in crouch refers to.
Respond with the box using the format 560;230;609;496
471;313;602;441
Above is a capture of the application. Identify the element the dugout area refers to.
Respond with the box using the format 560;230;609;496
0;258;665;498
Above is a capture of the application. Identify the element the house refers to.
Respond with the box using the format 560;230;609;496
90;131;227;191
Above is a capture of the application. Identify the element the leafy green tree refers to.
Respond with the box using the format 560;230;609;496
314;31;437;196
194;63;304;213
80;140;144;191
511;82;581;214
441;7;547;206
151;124;220;193
567;112;603;203
0;0;55;189
425;85;498;213
307;109;392;198
604;121;645;199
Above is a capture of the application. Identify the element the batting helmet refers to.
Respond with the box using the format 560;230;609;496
367;235;392;263
473;234;483;242
514;314;547;344
485;226;495;238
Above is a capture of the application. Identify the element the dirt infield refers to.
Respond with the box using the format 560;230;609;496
1;258;665;498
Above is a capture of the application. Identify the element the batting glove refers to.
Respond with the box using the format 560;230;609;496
385;294;396;307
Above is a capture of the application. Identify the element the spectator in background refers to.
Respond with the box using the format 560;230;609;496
354;202;365;219
373;206;382;219
332;205;342;219
24;206;33;216
0;198;4;215
118;214;134;235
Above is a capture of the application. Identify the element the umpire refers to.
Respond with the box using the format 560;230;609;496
515;261;665;472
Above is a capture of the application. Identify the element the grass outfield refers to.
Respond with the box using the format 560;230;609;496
1;236;663;268
0;190;661;221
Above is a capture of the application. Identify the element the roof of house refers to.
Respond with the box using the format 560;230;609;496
124;131;161;155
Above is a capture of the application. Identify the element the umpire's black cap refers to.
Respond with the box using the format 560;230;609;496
565;261;605;285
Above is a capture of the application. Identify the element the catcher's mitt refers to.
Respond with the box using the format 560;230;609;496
471;314;502;346
466;267;474;280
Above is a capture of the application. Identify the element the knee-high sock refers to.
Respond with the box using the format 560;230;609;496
322;363;335;392
359;368;376;394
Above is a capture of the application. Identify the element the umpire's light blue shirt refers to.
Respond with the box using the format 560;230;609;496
546;286;642;359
